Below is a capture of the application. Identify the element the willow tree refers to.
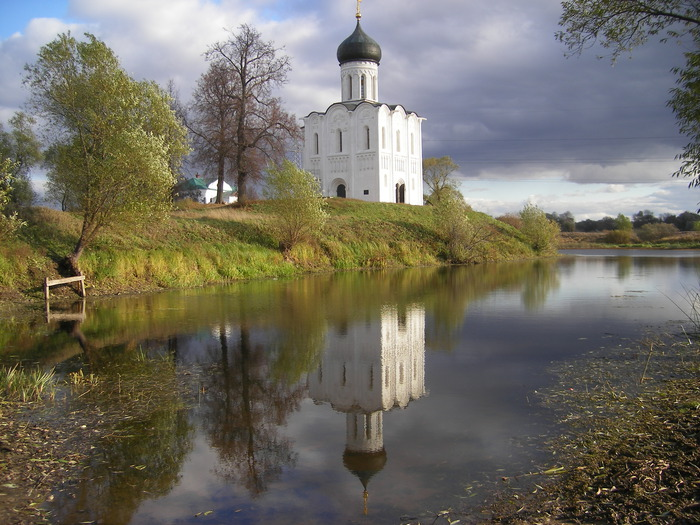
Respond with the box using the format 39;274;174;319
423;156;459;205
24;33;189;275
202;24;299;205
557;1;700;187
263;160;327;253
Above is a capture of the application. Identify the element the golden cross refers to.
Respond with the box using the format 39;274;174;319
356;0;362;20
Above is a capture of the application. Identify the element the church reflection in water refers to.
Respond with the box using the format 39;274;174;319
308;304;426;513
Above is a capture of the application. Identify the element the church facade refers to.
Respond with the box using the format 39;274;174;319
302;9;425;205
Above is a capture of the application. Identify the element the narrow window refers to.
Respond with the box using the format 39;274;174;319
365;126;370;149
361;74;366;99
396;130;401;152
338;129;343;153
346;75;352;99
411;133;414;155
313;133;319;155
381;127;386;149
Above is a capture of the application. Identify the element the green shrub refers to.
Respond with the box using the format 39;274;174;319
604;229;632;244
519;203;559;255
637;223;680;242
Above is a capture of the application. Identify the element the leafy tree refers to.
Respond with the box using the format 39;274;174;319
0;112;41;211
614;213;632;231
519;203;560;255
605;213;634;243
668;51;700;186
423;156;459;205
557;1;700;60
0;158;26;239
632;210;659;228
557;1;700;187
672;210;700;230
547;211;575;232
24;33;189;275
203;24;299;205
433;188;493;263
263;160;327;253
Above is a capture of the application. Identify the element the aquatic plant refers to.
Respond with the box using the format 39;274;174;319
0;365;56;402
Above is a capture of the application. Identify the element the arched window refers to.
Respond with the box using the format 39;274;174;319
337;129;343;153
313;133;319;155
360;74;366;99
396;182;406;203
364;126;370;149
396;130;401;152
346;75;352;99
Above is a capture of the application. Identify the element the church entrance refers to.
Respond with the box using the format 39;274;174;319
337;184;347;198
395;183;405;204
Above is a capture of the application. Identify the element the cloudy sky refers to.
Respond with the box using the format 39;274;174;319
0;0;696;219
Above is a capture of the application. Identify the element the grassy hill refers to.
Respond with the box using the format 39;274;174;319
0;199;537;301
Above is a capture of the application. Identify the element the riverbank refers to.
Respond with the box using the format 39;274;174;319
480;329;700;524
559;230;700;249
0;200;536;303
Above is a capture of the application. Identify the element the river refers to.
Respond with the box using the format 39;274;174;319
2;249;699;524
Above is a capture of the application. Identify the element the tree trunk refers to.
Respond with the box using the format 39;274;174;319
238;171;248;205
65;237;86;276
216;155;225;204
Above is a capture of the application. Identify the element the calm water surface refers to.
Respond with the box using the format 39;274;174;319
3;250;700;524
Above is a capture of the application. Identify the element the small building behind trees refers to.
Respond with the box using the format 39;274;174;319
175;175;237;204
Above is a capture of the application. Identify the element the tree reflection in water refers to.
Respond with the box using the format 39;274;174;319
199;324;305;496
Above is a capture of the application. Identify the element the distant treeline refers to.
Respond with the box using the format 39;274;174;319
546;210;700;233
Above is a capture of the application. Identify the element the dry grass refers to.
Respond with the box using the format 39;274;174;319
172;203;259;222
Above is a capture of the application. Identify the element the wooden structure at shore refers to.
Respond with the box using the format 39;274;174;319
44;275;86;301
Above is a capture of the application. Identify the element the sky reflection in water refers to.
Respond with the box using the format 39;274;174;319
6;251;700;524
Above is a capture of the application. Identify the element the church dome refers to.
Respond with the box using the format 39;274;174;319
337;21;382;65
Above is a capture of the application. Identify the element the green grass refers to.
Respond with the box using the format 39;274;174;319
0;365;56;402
2;199;537;298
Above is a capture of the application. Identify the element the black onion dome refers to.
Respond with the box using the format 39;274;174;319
337;21;382;64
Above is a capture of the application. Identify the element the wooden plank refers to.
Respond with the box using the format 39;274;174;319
46;276;85;286
44;275;87;300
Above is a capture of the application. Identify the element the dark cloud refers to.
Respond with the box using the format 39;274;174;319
1;0;697;216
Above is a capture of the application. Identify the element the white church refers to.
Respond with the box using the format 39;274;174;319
302;4;425;206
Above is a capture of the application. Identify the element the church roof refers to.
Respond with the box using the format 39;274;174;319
176;177;209;191
303;101;423;120
337;20;382;65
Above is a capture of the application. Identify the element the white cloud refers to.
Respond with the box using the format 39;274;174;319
1;0;698;215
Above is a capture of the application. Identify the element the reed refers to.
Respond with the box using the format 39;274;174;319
0;365;56;402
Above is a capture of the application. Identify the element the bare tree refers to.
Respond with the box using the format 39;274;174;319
198;24;299;205
187;62;239;203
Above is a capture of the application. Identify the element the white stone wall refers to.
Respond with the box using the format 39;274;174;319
302;102;424;205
